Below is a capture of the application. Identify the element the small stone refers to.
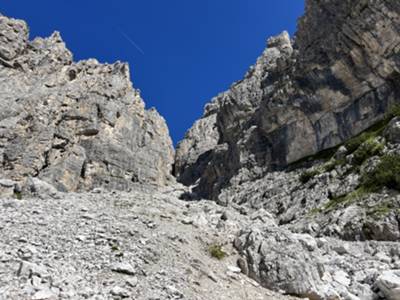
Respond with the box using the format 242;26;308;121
181;218;193;225
110;286;129;298
375;252;392;264
126;276;138;287
79;287;95;298
192;214;208;228
333;270;351;286
166;285;183;298
32;289;57;300
81;213;95;220
76;235;86;242
91;188;102;194
332;244;350;255
111;262;136;275
227;265;241;274
334;146;348;160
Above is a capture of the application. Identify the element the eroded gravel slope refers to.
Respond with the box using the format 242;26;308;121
0;185;294;300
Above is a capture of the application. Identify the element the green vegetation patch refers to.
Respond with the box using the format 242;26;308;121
324;186;370;212
299;157;346;184
209;244;227;260
361;154;400;192
307;207;322;217
352;138;384;166
299;169;321;184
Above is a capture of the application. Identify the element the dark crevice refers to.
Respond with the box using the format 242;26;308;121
80;160;87;179
96;104;103;120
35;149;51;176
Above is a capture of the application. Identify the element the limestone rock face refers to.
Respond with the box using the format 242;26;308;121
0;15;174;192
176;0;400;199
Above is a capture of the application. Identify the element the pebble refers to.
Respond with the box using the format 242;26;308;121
32;289;57;300
126;276;138;287
110;286;129;298
111;262;136;275
227;265;242;274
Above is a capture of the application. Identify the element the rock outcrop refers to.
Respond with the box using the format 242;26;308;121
0;15;174;192
176;0;400;199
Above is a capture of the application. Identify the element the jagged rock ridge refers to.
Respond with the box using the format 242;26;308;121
0;15;174;192
176;0;400;200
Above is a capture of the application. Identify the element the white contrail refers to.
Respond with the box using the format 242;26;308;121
116;27;145;55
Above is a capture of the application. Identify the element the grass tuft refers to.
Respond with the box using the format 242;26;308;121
361;154;400;191
324;186;370;212
209;244;227;260
352;138;384;166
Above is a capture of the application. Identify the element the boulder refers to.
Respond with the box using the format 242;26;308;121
376;270;400;300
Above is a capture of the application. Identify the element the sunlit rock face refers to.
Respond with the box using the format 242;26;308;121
0;15;174;192
175;0;400;199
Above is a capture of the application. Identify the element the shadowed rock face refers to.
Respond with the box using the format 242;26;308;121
0;15;174;192
175;0;400;199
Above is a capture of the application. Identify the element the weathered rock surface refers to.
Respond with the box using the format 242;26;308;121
0;15;174;192
176;0;400;199
234;226;400;300
212;114;400;299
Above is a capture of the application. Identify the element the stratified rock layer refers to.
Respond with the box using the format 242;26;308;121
176;0;400;199
0;15;174;192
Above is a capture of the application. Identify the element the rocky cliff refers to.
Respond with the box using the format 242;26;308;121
174;1;400;299
176;0;400;200
0;15;174;192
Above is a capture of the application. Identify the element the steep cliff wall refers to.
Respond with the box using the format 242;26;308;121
0;15;174;192
175;0;400;199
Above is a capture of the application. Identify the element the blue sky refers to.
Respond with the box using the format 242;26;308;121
0;1;304;144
